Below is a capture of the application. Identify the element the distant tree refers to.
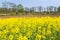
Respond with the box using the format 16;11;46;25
53;7;57;14
49;6;54;13
46;6;54;14
8;2;17;13
17;4;24;13
2;1;9;13
42;7;46;12
1;1;17;14
46;7;50;14
57;6;60;13
25;7;30;13
46;7;49;12
30;7;36;13
38;6;42;12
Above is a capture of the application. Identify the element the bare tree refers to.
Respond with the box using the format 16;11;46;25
49;6;54;13
25;7;30;13
8;2;17;13
38;6;42;12
2;1;9;13
54;7;57;12
1;1;17;14
30;7;36;12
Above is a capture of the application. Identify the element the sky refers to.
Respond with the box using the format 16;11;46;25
0;0;60;7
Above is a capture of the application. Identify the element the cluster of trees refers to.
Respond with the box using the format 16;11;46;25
0;2;24;14
0;2;60;15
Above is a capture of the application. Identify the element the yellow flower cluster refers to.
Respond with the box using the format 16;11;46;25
0;17;60;40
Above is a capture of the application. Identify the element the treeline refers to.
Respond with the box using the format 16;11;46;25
0;2;60;15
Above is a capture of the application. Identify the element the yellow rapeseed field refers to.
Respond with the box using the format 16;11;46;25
0;17;60;40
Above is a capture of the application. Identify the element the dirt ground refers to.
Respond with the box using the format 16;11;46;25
0;15;60;19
